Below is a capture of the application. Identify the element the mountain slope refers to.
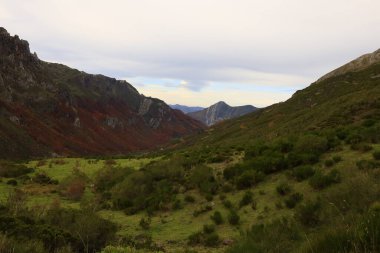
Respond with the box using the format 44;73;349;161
169;104;205;114
0;28;205;159
187;101;258;126
182;49;380;149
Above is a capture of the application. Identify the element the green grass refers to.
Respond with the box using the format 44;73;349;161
26;157;159;181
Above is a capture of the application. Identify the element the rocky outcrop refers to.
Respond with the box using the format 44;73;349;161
188;101;258;126
0;27;205;158
317;48;380;83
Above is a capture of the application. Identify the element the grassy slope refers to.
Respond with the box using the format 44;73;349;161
180;62;380;150
1;143;377;253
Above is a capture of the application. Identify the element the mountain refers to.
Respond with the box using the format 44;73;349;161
187;101;258;126
0;28;205;159
184;49;380;149
169;104;205;114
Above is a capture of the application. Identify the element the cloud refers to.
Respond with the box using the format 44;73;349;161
1;0;380;106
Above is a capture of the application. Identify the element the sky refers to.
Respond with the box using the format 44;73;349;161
1;0;380;107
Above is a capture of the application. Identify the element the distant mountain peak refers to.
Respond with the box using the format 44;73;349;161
188;101;258;126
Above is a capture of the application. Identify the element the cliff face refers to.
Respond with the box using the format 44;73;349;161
188;101;257;126
0;28;205;158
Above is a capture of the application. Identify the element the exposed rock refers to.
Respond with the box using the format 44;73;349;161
223;239;234;245
317;48;380;82
188;101;258;126
74;117;81;128
138;98;153;116
9;115;20;125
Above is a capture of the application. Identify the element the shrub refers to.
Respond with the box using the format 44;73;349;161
184;195;195;203
276;182;292;196
373;151;380;160
6;179;17;186
228;210;240;225
33;173;57;185
203;224;215;234
284;193;303;209
188;231;203;245
356;159;379;170
351;143;373;152
64;178;86;201
204;232;220;247
223;200;233;209
210;211;223;225
332;155;342;163
292;166;315;181
236;170;265;189
239;191;253;208
309;169;341;190
172;199;183;210
296;200;321;227
324;159;334;167
0;161;34;178
205;194;213;201
139;217;151;230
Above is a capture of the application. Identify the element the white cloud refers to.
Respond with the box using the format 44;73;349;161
1;0;379;106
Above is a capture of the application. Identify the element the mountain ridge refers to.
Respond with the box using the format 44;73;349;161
0;27;205;158
169;104;205;114
187;101;258;126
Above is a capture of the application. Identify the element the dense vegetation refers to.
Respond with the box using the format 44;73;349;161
0;52;379;252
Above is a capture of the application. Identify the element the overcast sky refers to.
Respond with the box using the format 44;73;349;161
1;0;380;107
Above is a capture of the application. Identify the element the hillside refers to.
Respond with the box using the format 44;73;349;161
185;49;380;149
188;101;258;126
0;28;204;159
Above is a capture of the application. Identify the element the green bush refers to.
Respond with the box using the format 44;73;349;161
284;193;303;209
324;159;334;167
276;182;292;196
139;217;151;230
203;224;215;234
236;170;265;189
184;195;195;203
6;179;17;186
356;159;380;170
204;232;220;247
373;150;380;160
210;211;223;225
239;191;253;208
332;155;342;163
309;169;341;190
292;165;315;181
295;200;322;227
228;210;240;225
0;161;34;178
223;200;233;209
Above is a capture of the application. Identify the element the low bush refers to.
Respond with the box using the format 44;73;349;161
285;193;303;209
228;210;240;225
184;195;195;203
373;150;380;160
324;159;334;167
309;169;341;190
292;165;315;181
239;191;253;208
356;159;380;170
0;161;34;178
276;182;292;196
296;200;322;227
210;211;223;225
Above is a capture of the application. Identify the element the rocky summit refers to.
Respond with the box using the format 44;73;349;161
0;28;205;158
187;101;258;126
